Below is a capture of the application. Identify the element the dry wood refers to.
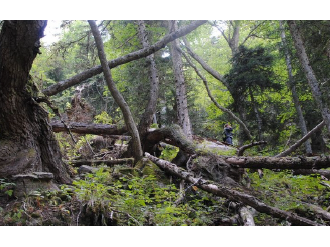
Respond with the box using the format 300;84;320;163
237;141;267;156
275;121;325;157
292;169;330;180
225;155;330;170
238;207;255;226
145;152;321;226
301;202;330;222
67;158;134;167
51;121;127;135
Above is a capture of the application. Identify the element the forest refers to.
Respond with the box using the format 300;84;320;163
1;19;330;226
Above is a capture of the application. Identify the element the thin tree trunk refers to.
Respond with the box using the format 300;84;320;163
43;20;207;97
275;121;325;158
88;20;143;162
288;20;330;133
179;47;253;140
182;37;228;87
136;20;160;142
279;20;312;154
0;21;72;183
168;20;193;140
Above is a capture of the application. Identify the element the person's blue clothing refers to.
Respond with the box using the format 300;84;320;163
223;127;233;145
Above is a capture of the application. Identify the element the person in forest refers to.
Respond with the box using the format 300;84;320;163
222;123;233;145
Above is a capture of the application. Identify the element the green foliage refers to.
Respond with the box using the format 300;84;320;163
0;179;15;197
94;111;112;124
159;145;179;161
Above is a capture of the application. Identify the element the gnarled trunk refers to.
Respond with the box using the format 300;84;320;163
0;21;72;183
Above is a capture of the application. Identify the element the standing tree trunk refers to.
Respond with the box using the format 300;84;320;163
88;20;143;162
136;20;160;144
279;20;312;154
288;20;330;134
0;21;72;183
168;20;193;140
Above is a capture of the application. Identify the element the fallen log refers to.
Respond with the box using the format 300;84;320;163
292;169;330;179
66;158;134;167
51;121;127;135
145;152;321;226
239;206;255;226
224;155;330;170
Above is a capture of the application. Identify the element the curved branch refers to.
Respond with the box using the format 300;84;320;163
179;47;253;140
43;20;207;96
237;141;267;156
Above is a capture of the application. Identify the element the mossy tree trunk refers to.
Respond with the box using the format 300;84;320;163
0;21;72;183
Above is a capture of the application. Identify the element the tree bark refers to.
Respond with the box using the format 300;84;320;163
168;21;193;140
275;121;325;158
43;20;207;97
0;21;72;183
145;152;321;226
68;158;134;167
292;169;330;180
279;20;312;154
225;154;330;170
51;121;127;135
136;20;160;143
88;20;143;162
288;20;330;133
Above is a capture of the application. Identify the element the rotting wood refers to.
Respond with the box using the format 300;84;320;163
292;169;330;180
224;155;330;170
145;152;322;226
51;121;127;135
66;158;134;167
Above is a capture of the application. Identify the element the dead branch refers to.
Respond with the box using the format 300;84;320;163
43;21;207;97
67;158;134;167
275;121;325;157
237;141;267;156
292;169;330;180
51;121;127;135
225;155;330;170
144;152;321;226
179;47;253;140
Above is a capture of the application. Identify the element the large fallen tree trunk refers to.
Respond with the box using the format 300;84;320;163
145;152;321;225
51;121;127;135
225;155;330;170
